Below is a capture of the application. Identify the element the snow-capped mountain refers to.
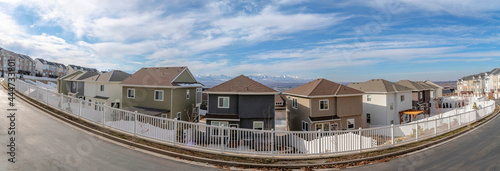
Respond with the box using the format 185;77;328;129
195;74;313;88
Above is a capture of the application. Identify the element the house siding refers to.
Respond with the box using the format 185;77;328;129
237;95;275;119
172;87;197;121
208;94;239;114
121;86;173;117
310;97;336;117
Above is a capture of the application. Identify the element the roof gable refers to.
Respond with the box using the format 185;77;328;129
121;67;197;86
172;68;197;83
348;79;412;93
285;78;364;97
205;75;277;93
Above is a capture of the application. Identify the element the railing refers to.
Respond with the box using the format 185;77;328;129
11;79;497;158
22;75;58;82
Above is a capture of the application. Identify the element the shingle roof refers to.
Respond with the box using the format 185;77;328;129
66;71;99;81
396;80;434;91
205;75;277;93
84;70;131;82
121;67;198;86
348;79;412;93
285;78;364;97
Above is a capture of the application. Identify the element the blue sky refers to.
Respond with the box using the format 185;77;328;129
0;0;499;82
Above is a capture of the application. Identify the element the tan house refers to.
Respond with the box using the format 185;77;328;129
284;78;364;131
120;67;203;122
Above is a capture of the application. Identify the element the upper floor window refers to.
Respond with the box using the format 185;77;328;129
127;89;135;99
292;98;298;109
367;95;372;101
218;97;229;108
154;90;164;101
401;95;405;102
186;90;190;100
319;99;329;110
100;85;104;91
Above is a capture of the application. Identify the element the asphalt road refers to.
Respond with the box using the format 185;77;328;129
0;83;220;171
349;103;500;171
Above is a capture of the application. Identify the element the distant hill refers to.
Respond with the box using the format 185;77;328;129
195;74;313;90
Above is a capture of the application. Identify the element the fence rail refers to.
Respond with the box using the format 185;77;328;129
11;79;496;158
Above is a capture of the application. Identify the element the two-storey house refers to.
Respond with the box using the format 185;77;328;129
204;75;277;130
284;78;364;131
120;67;203;121
396;80;433;114
82;70;131;108
348;79;413;126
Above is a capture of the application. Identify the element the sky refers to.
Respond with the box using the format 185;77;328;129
0;0;499;82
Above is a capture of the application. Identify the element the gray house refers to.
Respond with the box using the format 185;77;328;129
204;75;278;130
60;71;99;98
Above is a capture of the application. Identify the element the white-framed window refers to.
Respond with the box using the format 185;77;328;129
315;122;329;131
319;99;329;110
127;89;135;99
419;92;422;100
292;98;298;109
331;123;338;131
211;121;229;136
186;89;190;100
154;90;164;101
302;121;309;131
253;121;264;130
367;95;372;101
401;95;405;102
347;118;355;129
390;103;394;110
100;85;104;91
161;114;167;124
366;113;371;124
176;112;181;120
72;82;76;89
196;88;202;92
218;97;229;108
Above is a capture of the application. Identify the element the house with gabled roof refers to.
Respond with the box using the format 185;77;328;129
60;71;100;98
204;75;278;130
82;70;131;108
120;67;203;121
396;80;434;114
284;78;364;131
348;79;413;126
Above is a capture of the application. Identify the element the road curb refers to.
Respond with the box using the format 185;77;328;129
3;80;499;169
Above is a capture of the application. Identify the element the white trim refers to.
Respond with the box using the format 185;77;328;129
186;89;190;100
171;67;187;83
347;118;355;130
292;98;298;109
310;118;340;123
319;99;329;110
218;96;230;108
302;120;309;131
253;121;264;130
127;88;135;99
154;90;164;101
205;118;240;121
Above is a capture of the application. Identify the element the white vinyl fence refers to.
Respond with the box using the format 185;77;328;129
11;79;496;158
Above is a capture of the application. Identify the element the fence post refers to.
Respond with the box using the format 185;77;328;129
391;124;394;145
271;129;275;158
220;125;224;154
134;111;137;137
174;120;178;146
78;99;82;119
335;132;339;153
359;127;362;152
59;93;63;109
448;115;451;130
415;120;419;141
102;104;106;127
434;118;437;136
458;112;461;127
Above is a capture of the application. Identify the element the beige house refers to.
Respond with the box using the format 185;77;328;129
284;78;364;131
120;67;203;122
82;70;131;108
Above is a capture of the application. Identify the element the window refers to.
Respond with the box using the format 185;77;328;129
419;92;422;100
331;123;338;131
253;121;264;130
302;121;309;131
390;103;394;110
211;121;229;136
390;120;394;125
401;95;405;102
72;82;76;89
100;85;104;91
111;102;120;108
366;114;371;124
161;114;167;124
367;95;372;101
292;98;298;109
347;118;355;129
154;90;164;101
127;89;135;99
196;88;202;92
218;97;229;108
315;123;330;131
319;99;329;110
186;90;190;100
176;112;181;120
